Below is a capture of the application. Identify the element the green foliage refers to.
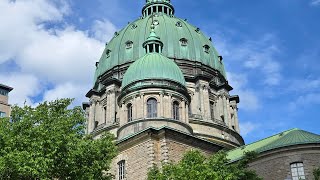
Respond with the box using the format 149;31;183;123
0;99;117;180
314;167;320;180
148;150;262;180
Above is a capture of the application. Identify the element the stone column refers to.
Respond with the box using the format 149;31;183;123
181;100;186;123
119;103;125;126
160;92;164;117
222;95;227;125
167;94;172;118
225;96;231;127
203;85;210;121
89;99;97;132
110;90;116;124
234;106;240;133
142;93;145;118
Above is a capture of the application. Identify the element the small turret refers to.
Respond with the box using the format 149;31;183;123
142;0;174;17
143;25;163;53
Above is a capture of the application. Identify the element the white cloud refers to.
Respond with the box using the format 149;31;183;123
43;82;90;106
240;121;260;137
227;72;260;111
0;0;116;106
289;93;320;110
92;19;117;42
17;27;103;84
311;0;320;6
216;33;282;86
0;73;41;106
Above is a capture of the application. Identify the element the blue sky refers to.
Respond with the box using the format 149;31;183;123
0;0;319;144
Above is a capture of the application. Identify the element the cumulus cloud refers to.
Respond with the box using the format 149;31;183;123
0;73;41;106
43;82;90;106
227;72;260;111
216;33;282;86
311;0;320;6
240;121;260;137
0;0;116;106
289;93;320;110
92;20;117;42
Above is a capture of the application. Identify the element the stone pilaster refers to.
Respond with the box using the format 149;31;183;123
160;92;164;117
147;140;156;169
160;138;169;163
181;100;186;123
89;99;97;132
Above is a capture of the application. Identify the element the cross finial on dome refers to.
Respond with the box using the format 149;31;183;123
143;23;163;54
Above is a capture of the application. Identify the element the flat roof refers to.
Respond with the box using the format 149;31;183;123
0;84;13;92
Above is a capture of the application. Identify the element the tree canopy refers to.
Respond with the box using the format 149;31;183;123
148;150;262;180
0;99;117;180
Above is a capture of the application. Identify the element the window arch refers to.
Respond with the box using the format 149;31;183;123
290;162;306;180
179;38;188;46
173;101;180;120
118;160;126;180
210;101;215;120
127;103;133;122
147;98;157;118
203;45;210;53
106;49;111;57
125;41;133;49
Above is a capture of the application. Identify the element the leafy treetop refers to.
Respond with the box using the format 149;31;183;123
0;99;117;180
148;150;262;180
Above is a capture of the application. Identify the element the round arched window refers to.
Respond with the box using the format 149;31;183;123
173;101;180;120
147;98;157;118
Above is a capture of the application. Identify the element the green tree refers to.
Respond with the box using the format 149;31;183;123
148;150;261;180
314;167;320;180
0;99;117;180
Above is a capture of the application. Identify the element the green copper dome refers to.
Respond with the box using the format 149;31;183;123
94;14;226;86
122;53;185;89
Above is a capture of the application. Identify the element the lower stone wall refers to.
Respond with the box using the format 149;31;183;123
166;139;213;163
110;139;153;180
248;146;320;180
111;128;222;180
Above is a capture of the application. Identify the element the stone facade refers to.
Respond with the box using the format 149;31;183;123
85;82;243;148
83;1;246;179
249;144;320;180
110;127;222;180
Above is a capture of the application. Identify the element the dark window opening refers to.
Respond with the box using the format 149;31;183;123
158;6;162;13
149;44;154;53
210;102;214;120
94;121;99;129
203;45;210;53
180;38;188;46
127;103;133;122
221;115;225;123
155;44;160;53
106;49;111;57
118;160;125;180
173;101;180;120
125;41;133;49
147;98;157;118
164;7;168;14
148;7;151;15
188;104;192;115
153;6;156;13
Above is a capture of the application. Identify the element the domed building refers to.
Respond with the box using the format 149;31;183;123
82;1;320;180
83;0;241;179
